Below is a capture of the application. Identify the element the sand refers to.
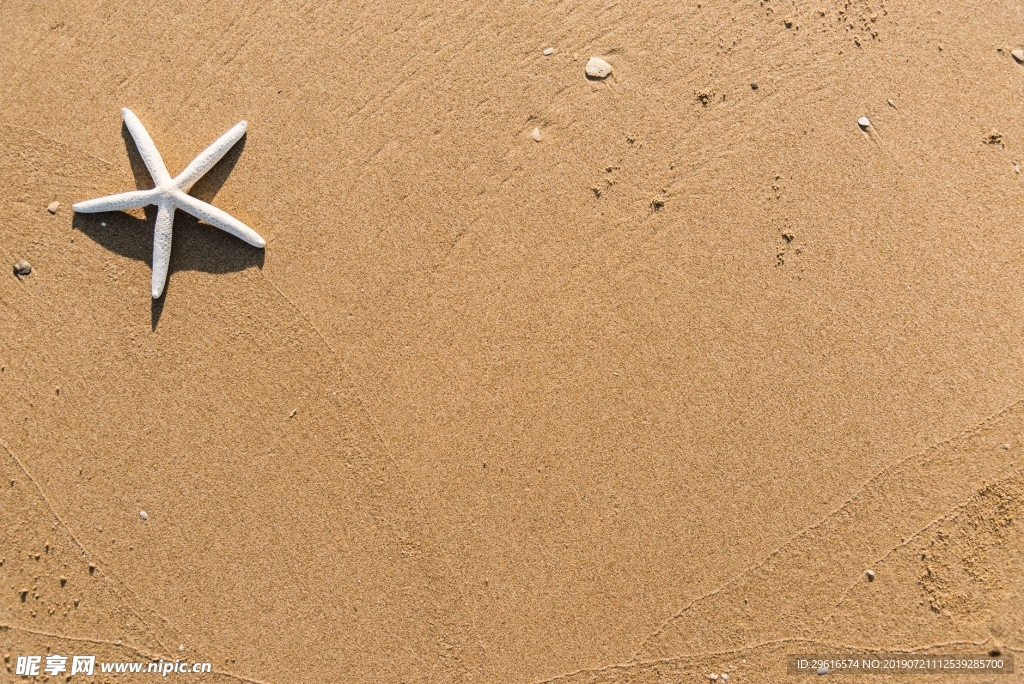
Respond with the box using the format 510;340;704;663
2;0;1024;681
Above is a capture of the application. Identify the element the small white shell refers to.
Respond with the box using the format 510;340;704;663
531;127;542;142
543;47;555;56
585;57;612;79
858;116;871;129
139;510;148;521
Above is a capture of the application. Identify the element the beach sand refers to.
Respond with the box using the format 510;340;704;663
2;0;1024;681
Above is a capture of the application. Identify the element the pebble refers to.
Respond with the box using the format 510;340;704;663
531;127;542;142
858;116;871;129
1013;48;1024;63
543;47;555;56
139;511;148;521
709;675;718;681
13;260;31;276
47;201;60;214
585;56;612;79
817;666;829;675
866;569;875;581
750;82;758;90
721;675;729;682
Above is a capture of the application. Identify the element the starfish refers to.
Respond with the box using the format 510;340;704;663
73;108;265;298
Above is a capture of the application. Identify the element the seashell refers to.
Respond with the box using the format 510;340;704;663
585;57;612;79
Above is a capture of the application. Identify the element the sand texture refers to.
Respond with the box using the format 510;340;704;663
3;0;1024;681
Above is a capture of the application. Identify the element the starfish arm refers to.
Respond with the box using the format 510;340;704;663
72;189;157;213
172;121;247;192
121;108;172;187
151;202;175;299
172;191;266;248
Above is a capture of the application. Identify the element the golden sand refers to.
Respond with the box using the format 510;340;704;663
2;0;1023;680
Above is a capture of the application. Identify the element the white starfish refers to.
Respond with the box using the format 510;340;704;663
73;108;265;298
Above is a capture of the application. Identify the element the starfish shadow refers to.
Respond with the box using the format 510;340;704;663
72;122;264;330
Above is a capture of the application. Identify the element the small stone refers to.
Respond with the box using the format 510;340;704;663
817;666;829;675
585;56;612;79
47;201;60;214
179;645;184;653
13;260;31;276
750;82;759;90
531;127;542;142
139;511;148;521
784;17;794;28
866;569;875;581
709;675;718;681
1012;48;1024;63
721;675;729;682
543;47;555;56
858;116;871;129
